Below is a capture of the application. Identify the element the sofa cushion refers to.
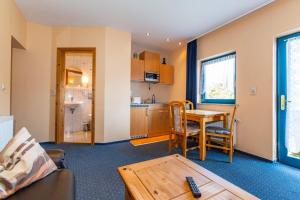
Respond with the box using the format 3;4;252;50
7;169;75;200
0;128;57;199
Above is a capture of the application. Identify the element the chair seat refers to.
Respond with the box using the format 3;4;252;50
186;125;200;136
187;120;199;127
206;126;231;135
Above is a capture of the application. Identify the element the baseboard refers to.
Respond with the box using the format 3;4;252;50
40;140;130;145
95;139;129;145
235;149;276;163
39;141;56;145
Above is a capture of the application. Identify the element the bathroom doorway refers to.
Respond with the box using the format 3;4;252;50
56;48;96;144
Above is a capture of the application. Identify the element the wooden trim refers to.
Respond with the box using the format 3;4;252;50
91;48;96;144
55;47;96;145
55;48;65;143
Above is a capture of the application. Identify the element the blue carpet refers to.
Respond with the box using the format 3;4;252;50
42;142;300;200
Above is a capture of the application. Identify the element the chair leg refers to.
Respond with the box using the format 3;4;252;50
182;137;187;158
229;137;233;163
175;135;179;148
223;138;228;153
207;136;211;150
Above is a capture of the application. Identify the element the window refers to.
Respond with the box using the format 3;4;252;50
200;52;236;104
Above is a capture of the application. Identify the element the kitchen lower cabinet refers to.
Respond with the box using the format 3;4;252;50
130;107;148;138
147;106;170;137
130;104;171;139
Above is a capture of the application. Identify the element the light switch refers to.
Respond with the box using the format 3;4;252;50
50;89;56;96
250;86;257;96
0;83;5;92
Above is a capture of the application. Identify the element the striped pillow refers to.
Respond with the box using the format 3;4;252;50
0;127;57;199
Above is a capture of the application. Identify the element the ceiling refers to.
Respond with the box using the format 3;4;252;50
15;0;274;51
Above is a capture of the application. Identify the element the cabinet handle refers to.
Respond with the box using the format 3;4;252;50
281;95;286;111
146;108;148;116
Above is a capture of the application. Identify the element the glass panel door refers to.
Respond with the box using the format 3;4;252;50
277;32;300;168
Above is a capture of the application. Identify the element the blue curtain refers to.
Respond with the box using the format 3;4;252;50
186;39;197;107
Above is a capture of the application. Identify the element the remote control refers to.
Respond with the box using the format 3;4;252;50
186;176;201;198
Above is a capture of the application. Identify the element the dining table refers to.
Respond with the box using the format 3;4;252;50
185;110;230;161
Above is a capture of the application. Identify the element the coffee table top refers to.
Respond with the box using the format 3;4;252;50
118;154;259;200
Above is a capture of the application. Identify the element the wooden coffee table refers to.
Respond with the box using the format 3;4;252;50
118;154;259;200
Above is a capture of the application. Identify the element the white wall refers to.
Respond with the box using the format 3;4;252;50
103;28;131;142
0;0;27;115
11;22;52;142
168;46;187;101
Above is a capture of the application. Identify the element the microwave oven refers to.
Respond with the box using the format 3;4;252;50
144;72;160;83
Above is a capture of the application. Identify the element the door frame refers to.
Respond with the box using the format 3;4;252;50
277;31;300;168
55;47;96;144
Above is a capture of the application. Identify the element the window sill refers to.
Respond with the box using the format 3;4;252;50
197;103;236;106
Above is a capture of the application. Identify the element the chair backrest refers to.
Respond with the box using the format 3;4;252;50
183;100;194;110
229;105;237;133
169;101;187;135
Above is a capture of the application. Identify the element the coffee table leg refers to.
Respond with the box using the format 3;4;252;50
125;186;133;200
199;118;206;160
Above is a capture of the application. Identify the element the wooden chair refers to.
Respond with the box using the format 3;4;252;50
169;101;200;157
205;106;237;163
183;100;194;110
183;100;199;132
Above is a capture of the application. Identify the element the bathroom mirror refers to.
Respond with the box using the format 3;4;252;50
66;68;82;86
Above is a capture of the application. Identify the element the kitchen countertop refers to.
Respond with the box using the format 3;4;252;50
130;103;168;107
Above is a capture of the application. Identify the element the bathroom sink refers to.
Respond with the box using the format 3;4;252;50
64;101;83;113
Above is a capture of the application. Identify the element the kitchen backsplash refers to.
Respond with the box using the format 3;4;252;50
131;82;172;103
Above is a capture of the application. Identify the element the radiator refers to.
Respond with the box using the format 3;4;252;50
0;116;14;151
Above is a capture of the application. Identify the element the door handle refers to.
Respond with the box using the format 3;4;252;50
281;95;286;111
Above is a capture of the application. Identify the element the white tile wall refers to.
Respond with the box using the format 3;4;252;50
64;87;92;134
64;53;93;134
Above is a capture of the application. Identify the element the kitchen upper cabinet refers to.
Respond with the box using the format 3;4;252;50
147;105;170;137
140;51;160;73
130;107;148;138
131;59;145;81
160;64;174;85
